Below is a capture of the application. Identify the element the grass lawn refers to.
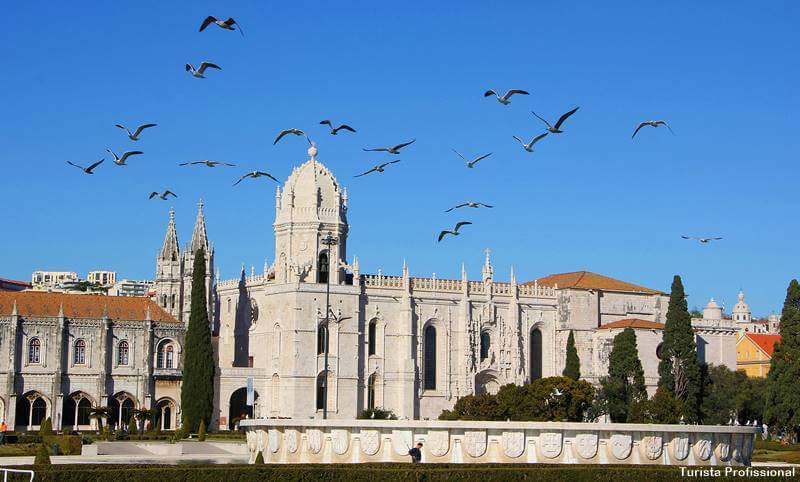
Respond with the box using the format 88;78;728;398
752;439;800;464
0;444;38;457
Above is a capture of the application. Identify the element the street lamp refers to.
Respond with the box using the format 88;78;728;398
321;233;338;419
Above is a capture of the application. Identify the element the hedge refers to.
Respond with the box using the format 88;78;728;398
42;435;82;455
5;464;797;482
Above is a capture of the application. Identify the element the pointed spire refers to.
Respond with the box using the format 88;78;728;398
58;302;64;318
353;256;360;278
482;248;494;282
402;258;408;277
251;265;255;278
102;303;109;319
11;299;17;316
159;207;180;260
190;199;209;254
461;262;467;281
145;303;152;321
510;266;516;285
264;257;269;276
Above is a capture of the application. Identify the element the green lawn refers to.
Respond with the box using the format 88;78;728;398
752;439;800;464
0;444;38;457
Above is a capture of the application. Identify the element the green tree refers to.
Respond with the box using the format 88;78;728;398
699;364;739;425
198;419;207;441
657;275;702;421
629;387;684;424
594;327;648;422
180;248;215;433
38;418;53;436
34;443;51;465
438;393;504;421
88;406;110;433
765;279;800;439
562;330;581;380
127;417;138;438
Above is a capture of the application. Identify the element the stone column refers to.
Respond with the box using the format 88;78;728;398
52;307;66;431
143;317;154;410
386;261;415;419
97;314;111;405
6;303;19;428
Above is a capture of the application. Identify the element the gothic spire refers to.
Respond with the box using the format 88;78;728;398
160;207;180;260
190;199;210;254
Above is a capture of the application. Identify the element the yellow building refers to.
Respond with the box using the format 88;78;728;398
736;333;781;378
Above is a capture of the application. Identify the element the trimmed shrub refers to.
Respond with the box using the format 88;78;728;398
357;408;398;420
43;435;82;455
34;443;51;465
38;418;53;436
198;420;207;441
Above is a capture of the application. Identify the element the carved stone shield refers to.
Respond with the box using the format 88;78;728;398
610;434;632;460
361;430;381;456
246;430;257;452
733;434;744;462
716;433;731;461
256;430;266;454
694;435;712;461
502;431;525;458
742;433;753;462
427;430;450;457
332;429;349;455
643;435;663;460
464;431;487;458
671;433;689;460
540;432;563;459
575;433;598;460
269;429;280;453
285;429;299;453
307;429;323;454
392;430;413;456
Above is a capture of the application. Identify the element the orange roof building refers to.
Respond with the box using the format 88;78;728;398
525;270;664;295
736;333;781;378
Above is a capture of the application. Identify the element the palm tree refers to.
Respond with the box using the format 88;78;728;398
131;408;152;436
88;406;110;433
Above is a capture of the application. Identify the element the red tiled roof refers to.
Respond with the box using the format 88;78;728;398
524;271;663;294
745;333;781;358
0;278;32;289
596;318;666;331
0;291;178;323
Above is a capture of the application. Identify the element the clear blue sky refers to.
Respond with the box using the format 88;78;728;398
1;1;797;316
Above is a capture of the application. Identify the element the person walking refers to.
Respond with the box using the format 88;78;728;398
0;419;7;445
408;442;423;463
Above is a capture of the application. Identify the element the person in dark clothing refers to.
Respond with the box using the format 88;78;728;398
408;442;423;463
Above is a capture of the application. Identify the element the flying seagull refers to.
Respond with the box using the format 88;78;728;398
452;149;492;168
115;123;156;141
632;120;674;138
484;89;529;105
512;132;548;152
179;160;236;167
185;62;222;78
681;235;723;244
149;190;177;200
273;128;309;145
233;171;280;186
199;16;244;36
354;160;401;178
66;159;104;174
437;221;472;242
531;106;580;134
363;139;415;155
445;202;494;213
107;149;143;166
320;120;356;135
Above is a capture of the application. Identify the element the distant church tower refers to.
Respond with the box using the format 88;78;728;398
732;290;751;323
182;200;215;327
272;144;348;285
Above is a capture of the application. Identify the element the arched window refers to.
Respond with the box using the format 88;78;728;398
529;328;542;381
367;373;376;410
480;332;490;361
28;338;41;364
316;371;327;410
318;251;329;284
317;325;328;355
118;341;130;366
227;298;232;313
368;320;377;356
424;325;437;390
157;340;175;369
170;294;175;310
74;339;86;365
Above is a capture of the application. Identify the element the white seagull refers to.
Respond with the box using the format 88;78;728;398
320;120;356;135
149;190;177;200
233;171;280;186
453;149;492;168
512;132;548;152
632;120;674;138
363;139;415;155
185;62;222;79
354;160;401;178
437;221;472;242
531;106;580;134
199;16;244;37
115;123;156;141
484;89;530;105
107;149;143;166
445;202;493;213
179;160;236;167
66;159;104;174
273;128;309;145
681;235;723;244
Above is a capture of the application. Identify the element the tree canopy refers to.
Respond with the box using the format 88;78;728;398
765;279;800;437
593;327;648;422
562;330;581;380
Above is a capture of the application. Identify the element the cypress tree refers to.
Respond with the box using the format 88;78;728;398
180;248;215;433
562;331;581;380
657;275;702;421
597;327;648;422
765;279;800;437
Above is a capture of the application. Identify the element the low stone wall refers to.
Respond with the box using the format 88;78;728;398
240;419;758;466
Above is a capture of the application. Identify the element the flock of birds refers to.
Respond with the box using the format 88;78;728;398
63;14;722;246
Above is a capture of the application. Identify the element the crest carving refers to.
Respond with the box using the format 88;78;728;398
716;433;731;461
732;434;744;462
502;431;525;458
672;433;689;460
361;430;380;456
269;429;280;453
427;430;450;457
575;433;598;459
285;429;299;453
643;435;663;460
392;430;412;456
540;432;562;459
332;429;349;455
464;431;487;457
307;429;323;454
694;435;712;461
610;434;632;460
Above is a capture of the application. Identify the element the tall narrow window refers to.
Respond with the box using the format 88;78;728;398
424;325;437;390
316;372;327;410
530;328;542;381
166;345;174;368
317;325;328;355
157;340;175;369
74;339;86;365
480;332;490;361
368;320;377;356
318;252;329;284
28;338;41;364
367;373;376;410
118;341;130;366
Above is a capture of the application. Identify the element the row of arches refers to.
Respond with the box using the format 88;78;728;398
23;338;179;369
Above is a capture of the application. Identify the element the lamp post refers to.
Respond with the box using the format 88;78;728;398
321;232;338;420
